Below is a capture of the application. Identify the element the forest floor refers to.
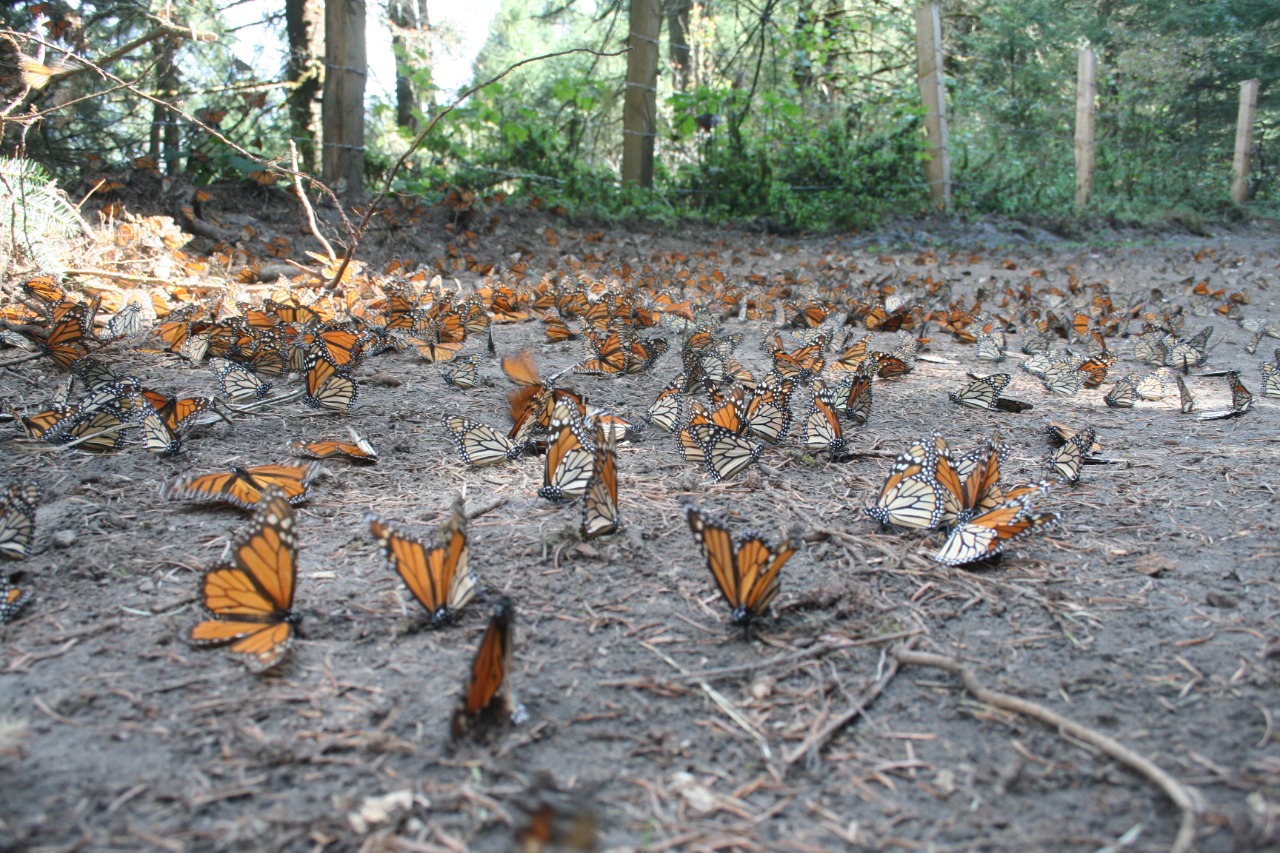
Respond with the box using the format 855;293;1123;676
1;184;1279;853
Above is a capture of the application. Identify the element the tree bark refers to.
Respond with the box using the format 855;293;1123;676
667;0;692;90
286;0;325;172
388;0;432;131
322;0;367;196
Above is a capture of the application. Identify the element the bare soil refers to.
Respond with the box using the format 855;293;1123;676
2;189;1279;853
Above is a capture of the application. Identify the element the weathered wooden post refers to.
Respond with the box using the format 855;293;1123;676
322;0;367;196
915;3;950;210
1074;46;1096;209
622;0;661;187
1231;79;1259;205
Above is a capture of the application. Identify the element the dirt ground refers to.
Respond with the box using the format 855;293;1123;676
1;188;1279;853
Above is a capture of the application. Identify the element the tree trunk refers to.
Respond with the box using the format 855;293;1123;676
150;39;180;173
323;0;367;196
623;0;661;187
286;0;325;172
388;0;432;131
666;0;692;90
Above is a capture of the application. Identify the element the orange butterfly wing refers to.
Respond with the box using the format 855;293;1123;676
451;599;516;740
190;489;298;671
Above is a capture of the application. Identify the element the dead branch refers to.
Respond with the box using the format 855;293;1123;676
895;648;1202;853
784;640;909;768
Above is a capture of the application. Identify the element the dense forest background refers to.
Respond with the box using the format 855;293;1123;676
3;0;1278;231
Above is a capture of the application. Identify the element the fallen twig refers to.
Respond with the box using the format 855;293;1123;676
895;648;1202;853
641;641;774;765
784;640;909;768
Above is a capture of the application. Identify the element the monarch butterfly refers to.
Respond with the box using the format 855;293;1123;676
1230;372;1253;413
831;333;872;371
0;575;31;623
689;391;747;436
1196;372;1253;420
366;504;476;627
1176;374;1196;413
933;496;1059;567
450;598;518;741
244;345;287;378
975;331;1007;362
443;355;479;390
802;386;847;457
22;274;65;305
140;390;212;434
310;326;364;368
538;402;596;503
542;309;578;343
645;375;685;432
689;423;762;481
1046;426;1096;483
581;421;619;540
770;342;825;383
1165;326;1213;371
573;329;627;375
870;351;911;380
1261;361;1280;398
1103;374;1138;409
408;333;465;364
1039;359;1084;396
302;354;358;412
1077;353;1116;388
140;408;181;454
189;487;300;671
1020;327;1053;355
442;414;523;467
178;330;211;363
38;311;92;369
1135;372;1166;401
865;436;945;530
0;483;40;561
935;438;1009;528
290;431;378;462
743;379;794;444
210;358;271;401
163;462;321;510
101;301;143;340
61;405;128;452
948;373;1032;413
1134;331;1167;366
684;502;798;627
830;369;873;425
512;778;601;853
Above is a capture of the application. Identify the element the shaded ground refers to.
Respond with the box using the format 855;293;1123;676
1;188;1279;852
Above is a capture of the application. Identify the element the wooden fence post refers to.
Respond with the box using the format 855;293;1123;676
915;3;950;210
1231;79;1259;204
1074;46;1096;209
322;0;367;196
622;0;661;187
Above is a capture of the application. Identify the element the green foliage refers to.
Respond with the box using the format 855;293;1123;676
0;156;83;274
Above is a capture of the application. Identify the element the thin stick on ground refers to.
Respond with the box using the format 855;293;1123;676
894;648;1202;853
784;640;909;768
289;140;335;263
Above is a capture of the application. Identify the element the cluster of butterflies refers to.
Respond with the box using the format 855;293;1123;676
3;246;1276;656
186;484;521;740
865;428;1097;566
